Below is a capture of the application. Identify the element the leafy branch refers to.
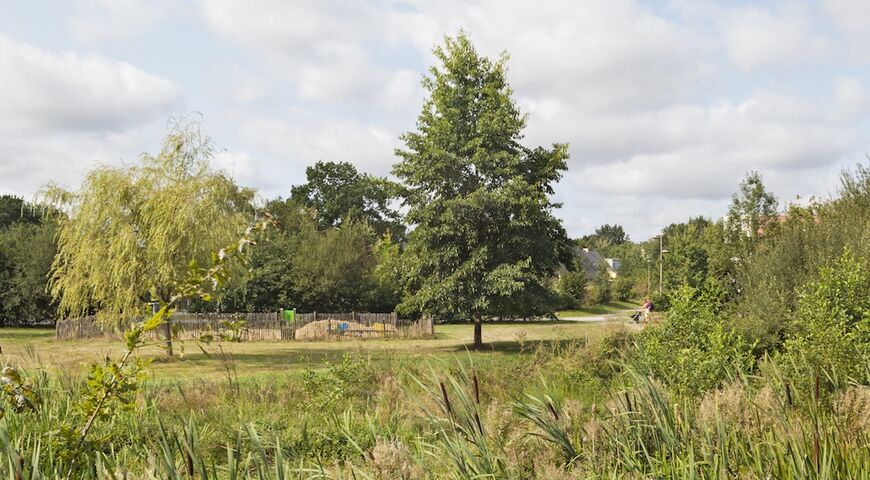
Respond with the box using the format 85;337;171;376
65;215;274;473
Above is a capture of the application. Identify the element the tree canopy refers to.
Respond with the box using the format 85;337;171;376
291;161;404;239
393;32;572;347
0;196;57;326
579;224;629;250
47;120;255;352
0;195;42;229
725;171;779;254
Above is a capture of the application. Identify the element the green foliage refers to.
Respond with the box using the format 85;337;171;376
290;219;380;312
513;384;578;467
291;160;404;239
556;270;587;308
591;263;612;305
648;289;670;311
215;198;312;312
47;119;255;325
613;276;634;302
638;284;754;396
736;162;870;350
393;32;572;338
660;216;713;291
413;362;510;479
220;315;248;342
218;198;401;314
52;216;272;474
725;170;779;257
370;232;404;312
0;338;868;478
780;248;870;386
0;366;39;418
578;223;629;252
0;195;42;229
301;353;378;410
0;221;57;325
76;358;149;422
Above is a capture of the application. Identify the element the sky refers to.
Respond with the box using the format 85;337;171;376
1;0;868;240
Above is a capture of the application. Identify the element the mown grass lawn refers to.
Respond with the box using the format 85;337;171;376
0;319;631;382
555;299;639;318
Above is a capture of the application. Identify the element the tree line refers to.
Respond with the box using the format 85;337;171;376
1;32;867;355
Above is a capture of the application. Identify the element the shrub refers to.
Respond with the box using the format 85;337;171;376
556;271;587;308
780;248;870;387
612;276;634;302
648;289;670;311
637;284;754;396
590;264;612;305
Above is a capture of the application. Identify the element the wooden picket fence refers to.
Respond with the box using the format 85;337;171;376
55;311;434;341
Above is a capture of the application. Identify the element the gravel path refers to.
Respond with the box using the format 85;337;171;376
560;310;638;323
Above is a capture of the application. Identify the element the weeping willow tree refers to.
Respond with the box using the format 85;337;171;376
47;120;255;355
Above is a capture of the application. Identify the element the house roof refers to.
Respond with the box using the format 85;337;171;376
576;247;605;278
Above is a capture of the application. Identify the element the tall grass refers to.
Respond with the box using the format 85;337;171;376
1;347;868;478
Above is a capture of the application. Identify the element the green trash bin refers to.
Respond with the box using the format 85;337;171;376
282;308;295;324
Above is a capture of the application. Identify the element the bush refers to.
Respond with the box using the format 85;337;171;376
613;276;634;302
735;163;870;351
648;290;670;311
556;271;587;308
590;263;613;306
780;248;870;388
637;284;754;396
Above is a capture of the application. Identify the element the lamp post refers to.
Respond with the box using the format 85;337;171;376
646;259;651;295
658;235;669;294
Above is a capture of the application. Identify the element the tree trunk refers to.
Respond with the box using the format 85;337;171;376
163;320;173;356
473;312;482;349
154;301;173;357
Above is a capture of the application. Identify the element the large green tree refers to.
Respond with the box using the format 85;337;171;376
216;196;398;314
579;224;629;253
291;161;404;239
0;195;42;229
0;221;57;326
47;121;255;354
289;220;379;312
0;196;58;326
725;171;779;257
393;33;572;348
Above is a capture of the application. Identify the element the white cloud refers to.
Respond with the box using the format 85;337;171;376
835;77;868;117
198;0;377;55
0;36;178;132
0;126;161;199
557;87;858;201
822;0;870;55
720;5;830;69
233;114;401;196
391;0;708;113
2;0;870;239
199;0;401;104
213;150;260;187
69;0;179;44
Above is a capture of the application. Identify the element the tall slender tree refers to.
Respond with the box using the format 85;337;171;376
47;120;254;354
393;33;572;348
725;171;779;255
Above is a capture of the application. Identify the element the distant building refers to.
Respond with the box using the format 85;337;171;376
576;247;620;280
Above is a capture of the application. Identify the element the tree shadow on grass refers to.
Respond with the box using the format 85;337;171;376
440;320;585;326
448;338;587;354
148;347;355;370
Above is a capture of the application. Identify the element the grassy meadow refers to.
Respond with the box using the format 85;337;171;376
0;318;631;382
2;310;868;479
